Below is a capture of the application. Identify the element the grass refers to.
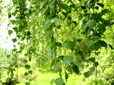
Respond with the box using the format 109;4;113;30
14;67;88;85
1;66;103;85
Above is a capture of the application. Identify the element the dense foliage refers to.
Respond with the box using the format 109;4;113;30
0;0;114;85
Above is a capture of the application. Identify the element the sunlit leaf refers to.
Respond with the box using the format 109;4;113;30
51;18;59;25
90;67;95;73
92;36;100;42
86;20;96;27
59;4;70;12
55;78;64;85
63;56;73;65
85;39;94;48
76;60;81;65
51;79;55;85
48;48;53;58
43;5;49;15
11;20;16;25
44;19;50;31
63;40;75;50
93;62;99;67
25;82;30;85
84;71;91;78
49;4;55;15
8;30;13;36
12;38;17;43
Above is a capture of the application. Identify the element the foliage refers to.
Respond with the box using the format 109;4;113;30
0;0;114;85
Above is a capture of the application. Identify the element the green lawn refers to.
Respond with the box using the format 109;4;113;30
15;67;87;85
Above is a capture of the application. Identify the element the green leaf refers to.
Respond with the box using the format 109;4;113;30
57;25;61;29
85;39;94;48
44;19;50;31
51;18;59;25
109;44;114;50
101;9;109;15
49;4;55;15
103;20;110;26
51;79;55;85
78;51;83;56
11;20;16;25
63;56;73;65
84;71;91;78
47;31;52;37
59;68;62;77
12;38;17;43
91;36;100;42
65;72;68;82
8;30;13;36
97;3;104;8
48;45;56;58
72;65;79;74
81;6;86;9
24;72;28;76
51;36;56;44
51;45;56;53
56;42;62;47
77;39;82;42
51;59;55;67
100;41;107;48
43;5;49;15
76;60;81;65
40;2;44;9
62;12;68;18
25;64;31;69
27;31;31;36
28;70;32;74
25;82;30;85
81;23;86;31
8;12;11;18
59;4;70;12
89;57;95;62
86;20;96;27
7;55;11;58
84;53;89;59
93;62;99;67
48;48;53;58
13;27;18;32
63;40;75;50
55;78;64;85
92;41;101;50
90;67;95;73
95;6;99;10
58;56;64;61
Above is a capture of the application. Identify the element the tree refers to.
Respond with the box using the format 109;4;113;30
0;0;114;85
